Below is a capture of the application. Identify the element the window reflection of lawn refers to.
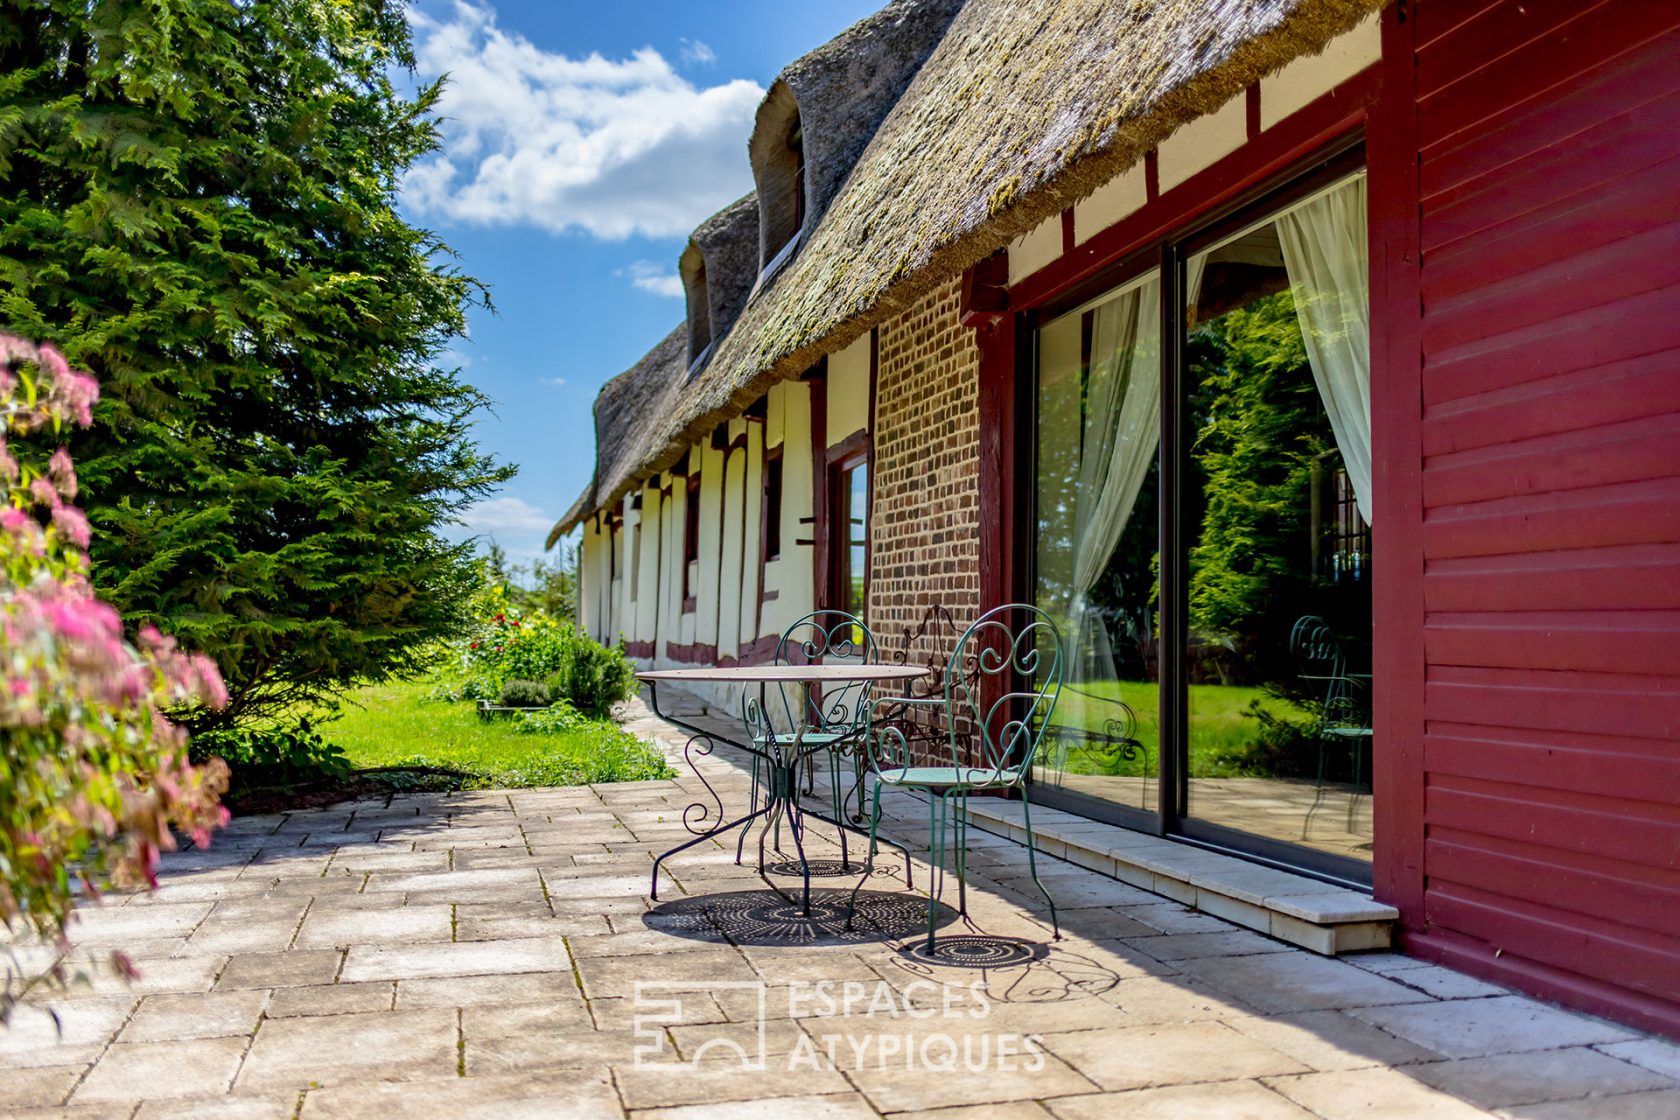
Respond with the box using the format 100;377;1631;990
1044;679;1310;779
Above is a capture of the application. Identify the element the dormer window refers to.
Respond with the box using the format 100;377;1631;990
788;124;805;237
681;245;713;375
751;84;807;283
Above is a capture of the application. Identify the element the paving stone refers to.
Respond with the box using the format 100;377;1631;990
0;997;137;1069
215;949;342;990
1121;930;1293;961
267;982;396;1018
292;903;452;947
235;1008;457;1091
888;1104;1058;1120
74;1037;248;1102
1121;903;1240;935
1408;1047;1676;1109
1596;1038;1680;1080
843;1048;1096;1112
457;903;606;940
0;1063;85;1107
1223;1009;1443;1071
67;902;214;944
301;1068;622;1119
1264;1067;1492;1119
1048;1080;1318;1119
465;1025;638;1074
614;1060;855;1112
1097;973;1255;1024
1507;1089;1680;1119
1182;950;1435;1014
1379;963;1508;1001
1348;996;1637;1058
573;947;759;1000
122;990;269;1042
1039;1020;1308;1091
135;1097;295;1119
5;1102;143;1119
341;936;572;982
183;920;302;953
361;867;540;896
395;971;581;1010
631;1093;883;1120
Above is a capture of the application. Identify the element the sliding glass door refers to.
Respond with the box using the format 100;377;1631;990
1029;158;1374;883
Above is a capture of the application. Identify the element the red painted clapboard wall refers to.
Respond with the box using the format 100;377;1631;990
1372;0;1680;1034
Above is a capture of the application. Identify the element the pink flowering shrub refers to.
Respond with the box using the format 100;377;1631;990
1;334;229;1016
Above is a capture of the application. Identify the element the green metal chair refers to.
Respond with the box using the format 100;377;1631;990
740;610;879;867
1291;614;1374;840
848;603;1064;951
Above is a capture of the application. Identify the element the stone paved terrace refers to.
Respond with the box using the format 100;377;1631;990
4;697;1679;1119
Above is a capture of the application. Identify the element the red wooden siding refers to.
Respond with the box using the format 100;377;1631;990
1399;0;1680;1033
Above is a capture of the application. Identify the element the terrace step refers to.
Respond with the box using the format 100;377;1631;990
959;799;1397;956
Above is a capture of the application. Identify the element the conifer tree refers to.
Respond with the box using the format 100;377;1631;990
0;0;512;726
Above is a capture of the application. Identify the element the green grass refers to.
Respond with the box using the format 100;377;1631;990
1045;678;1310;779
324;679;675;789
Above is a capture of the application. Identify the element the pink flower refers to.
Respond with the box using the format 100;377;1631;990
51;504;91;548
47;448;77;499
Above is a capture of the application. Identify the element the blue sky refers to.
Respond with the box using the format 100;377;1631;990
400;1;883;566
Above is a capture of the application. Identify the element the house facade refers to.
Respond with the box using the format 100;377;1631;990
554;0;1680;1036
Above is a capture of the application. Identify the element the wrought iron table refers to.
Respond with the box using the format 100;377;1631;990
639;663;928;914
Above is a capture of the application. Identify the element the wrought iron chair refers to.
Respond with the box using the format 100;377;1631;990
848;603;1064;952
740;610;879;868
1290;615;1374;840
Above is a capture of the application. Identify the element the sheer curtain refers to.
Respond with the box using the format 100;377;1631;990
1276;176;1373;522
1064;278;1160;722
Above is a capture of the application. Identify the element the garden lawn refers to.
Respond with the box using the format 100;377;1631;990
326;679;673;789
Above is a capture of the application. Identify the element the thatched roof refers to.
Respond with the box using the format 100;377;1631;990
554;0;1384;540
547;324;686;545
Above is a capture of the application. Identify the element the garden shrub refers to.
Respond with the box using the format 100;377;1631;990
190;722;350;789
497;679;553;708
0;335;227;1018
544;639;636;720
513;701;588;734
460;583;635;718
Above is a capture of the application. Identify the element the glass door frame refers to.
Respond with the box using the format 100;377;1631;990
1017;137;1373;888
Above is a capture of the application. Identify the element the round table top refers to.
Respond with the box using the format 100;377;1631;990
638;663;930;684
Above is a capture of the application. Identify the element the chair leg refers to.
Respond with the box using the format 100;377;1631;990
844;783;885;932
1302;738;1330;841
737;756;761;864
1020;786;1059;941
954;789;969;919
926;790;946;954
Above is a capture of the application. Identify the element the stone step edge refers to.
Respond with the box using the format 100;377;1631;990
959;799;1398;957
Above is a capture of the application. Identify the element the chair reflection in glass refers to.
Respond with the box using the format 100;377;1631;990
1290;614;1373;840
849;603;1064;953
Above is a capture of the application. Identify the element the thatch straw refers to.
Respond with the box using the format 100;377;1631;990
560;0;1384;536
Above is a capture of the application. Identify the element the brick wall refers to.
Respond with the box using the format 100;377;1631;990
870;278;984;764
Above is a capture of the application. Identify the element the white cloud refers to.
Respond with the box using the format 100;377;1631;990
538;375;567;386
680;38;716;66
623;260;685;298
455;495;554;538
405;3;761;240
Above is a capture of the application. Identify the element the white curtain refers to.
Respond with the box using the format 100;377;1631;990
1276;177;1373;522
1065;278;1160;707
